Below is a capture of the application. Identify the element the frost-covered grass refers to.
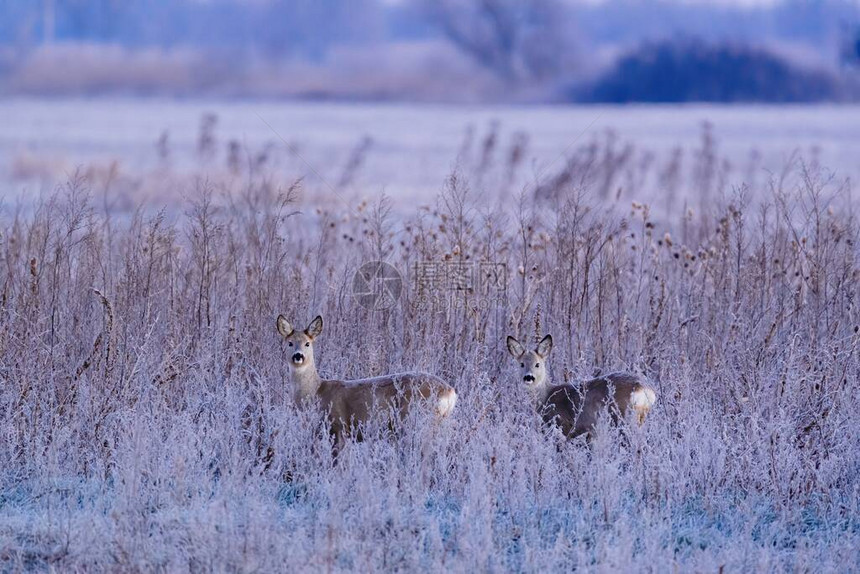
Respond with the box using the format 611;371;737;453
0;129;859;571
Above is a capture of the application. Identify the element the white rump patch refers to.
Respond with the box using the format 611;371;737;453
437;389;458;418
630;386;657;410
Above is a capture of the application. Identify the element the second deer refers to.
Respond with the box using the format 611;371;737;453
506;334;657;439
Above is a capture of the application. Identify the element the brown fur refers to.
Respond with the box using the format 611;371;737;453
278;315;456;454
506;334;656;440
317;373;455;446
541;372;649;438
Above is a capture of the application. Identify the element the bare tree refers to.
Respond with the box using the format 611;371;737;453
422;0;574;84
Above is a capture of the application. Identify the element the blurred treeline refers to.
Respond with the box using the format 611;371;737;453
0;0;858;102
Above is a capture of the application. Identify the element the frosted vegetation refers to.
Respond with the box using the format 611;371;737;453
0;125;858;571
4;100;860;206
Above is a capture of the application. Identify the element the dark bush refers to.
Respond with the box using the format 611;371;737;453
840;26;860;68
580;39;839;103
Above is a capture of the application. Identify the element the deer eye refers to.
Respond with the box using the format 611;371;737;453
535;363;540;368
288;342;293;347
520;363;524;368
305;342;310;347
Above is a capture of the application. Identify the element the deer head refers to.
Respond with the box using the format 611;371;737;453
506;334;553;396
277;315;324;372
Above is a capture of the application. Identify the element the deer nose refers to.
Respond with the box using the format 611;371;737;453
523;375;535;383
291;352;305;364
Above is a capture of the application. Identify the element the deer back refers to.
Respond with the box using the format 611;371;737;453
318;372;452;434
541;372;650;438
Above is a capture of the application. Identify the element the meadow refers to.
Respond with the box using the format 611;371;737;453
0;107;859;572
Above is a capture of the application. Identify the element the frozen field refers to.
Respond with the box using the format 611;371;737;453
2;98;859;205
0;98;859;571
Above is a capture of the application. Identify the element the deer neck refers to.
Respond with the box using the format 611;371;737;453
528;376;552;408
291;364;322;405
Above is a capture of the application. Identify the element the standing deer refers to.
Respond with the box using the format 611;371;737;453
278;315;457;453
506;334;657;439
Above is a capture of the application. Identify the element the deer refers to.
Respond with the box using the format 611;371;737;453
277;315;458;454
506;334;657;440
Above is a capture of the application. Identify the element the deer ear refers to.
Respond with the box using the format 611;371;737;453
506;336;525;359
537;334;553;358
306;315;323;338
277;315;293;338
